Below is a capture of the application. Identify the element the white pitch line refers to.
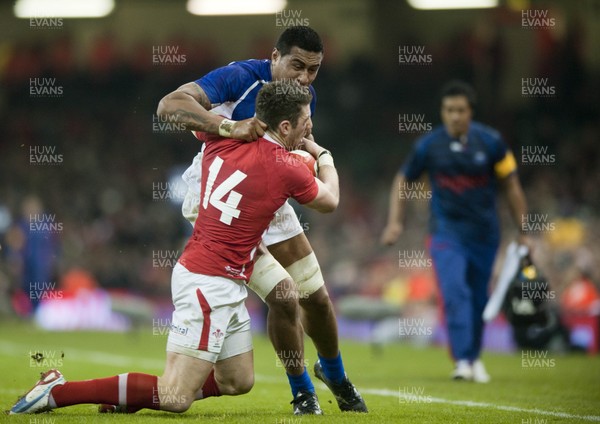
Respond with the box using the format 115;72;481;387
1;341;598;422
365;388;600;422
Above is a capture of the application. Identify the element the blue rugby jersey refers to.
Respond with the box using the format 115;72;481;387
401;121;517;244
194;59;316;120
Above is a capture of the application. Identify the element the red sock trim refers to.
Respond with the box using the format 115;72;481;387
201;369;221;398
126;373;159;410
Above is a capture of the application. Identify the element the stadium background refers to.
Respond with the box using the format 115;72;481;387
0;0;599;353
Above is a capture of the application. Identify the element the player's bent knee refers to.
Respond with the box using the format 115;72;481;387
265;278;300;317
217;372;254;396
232;374;254;395
160;390;195;413
301;285;332;310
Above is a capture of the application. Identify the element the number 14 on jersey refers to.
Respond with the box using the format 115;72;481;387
202;156;248;225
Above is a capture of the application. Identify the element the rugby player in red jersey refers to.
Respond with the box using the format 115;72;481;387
10;81;338;416
158;26;366;413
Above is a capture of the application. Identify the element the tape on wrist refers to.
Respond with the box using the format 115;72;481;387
218;119;236;137
317;152;334;168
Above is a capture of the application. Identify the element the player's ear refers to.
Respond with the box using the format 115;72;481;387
271;48;280;63
279;120;291;137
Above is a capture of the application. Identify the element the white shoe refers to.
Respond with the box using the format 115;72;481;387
472;359;491;383
10;369;65;414
451;360;473;381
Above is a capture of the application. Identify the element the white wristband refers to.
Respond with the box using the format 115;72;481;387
317;153;334;168
218;119;236;137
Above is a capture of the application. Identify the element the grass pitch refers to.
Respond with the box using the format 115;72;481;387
1;321;599;423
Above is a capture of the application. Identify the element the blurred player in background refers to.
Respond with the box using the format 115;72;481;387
157;26;366;412
10;81;339;416
381;80;532;382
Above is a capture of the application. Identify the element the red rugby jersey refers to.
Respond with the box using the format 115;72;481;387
179;133;318;281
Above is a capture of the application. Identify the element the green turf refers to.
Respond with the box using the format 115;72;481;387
1;320;599;423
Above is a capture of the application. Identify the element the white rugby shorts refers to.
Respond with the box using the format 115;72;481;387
166;262;252;363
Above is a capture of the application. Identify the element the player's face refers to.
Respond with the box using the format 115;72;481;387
441;95;472;138
285;104;313;150
271;46;323;87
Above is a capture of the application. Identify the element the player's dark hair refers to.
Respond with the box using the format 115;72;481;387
275;26;323;56
256;81;312;130
440;80;477;109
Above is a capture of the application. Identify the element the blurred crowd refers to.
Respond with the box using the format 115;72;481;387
0;16;598;325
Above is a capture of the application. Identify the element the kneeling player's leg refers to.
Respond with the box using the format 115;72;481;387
210;295;254;397
194;338;254;400
47;371;161;412
44;352;209;414
212;351;254;396
166;264;252;406
158;352;214;412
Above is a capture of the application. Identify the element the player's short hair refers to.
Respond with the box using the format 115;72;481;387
276;26;323;56
255;81;313;130
440;80;477;109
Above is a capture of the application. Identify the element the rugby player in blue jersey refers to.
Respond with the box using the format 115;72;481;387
156;26;366;414
382;80;532;382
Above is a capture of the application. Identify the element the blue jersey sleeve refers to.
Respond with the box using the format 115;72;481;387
195;63;250;105
401;139;428;181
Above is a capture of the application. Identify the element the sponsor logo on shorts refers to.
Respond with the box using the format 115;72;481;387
169;323;188;336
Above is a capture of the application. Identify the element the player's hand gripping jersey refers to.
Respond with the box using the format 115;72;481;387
179;133;318;281
181;59;317;246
